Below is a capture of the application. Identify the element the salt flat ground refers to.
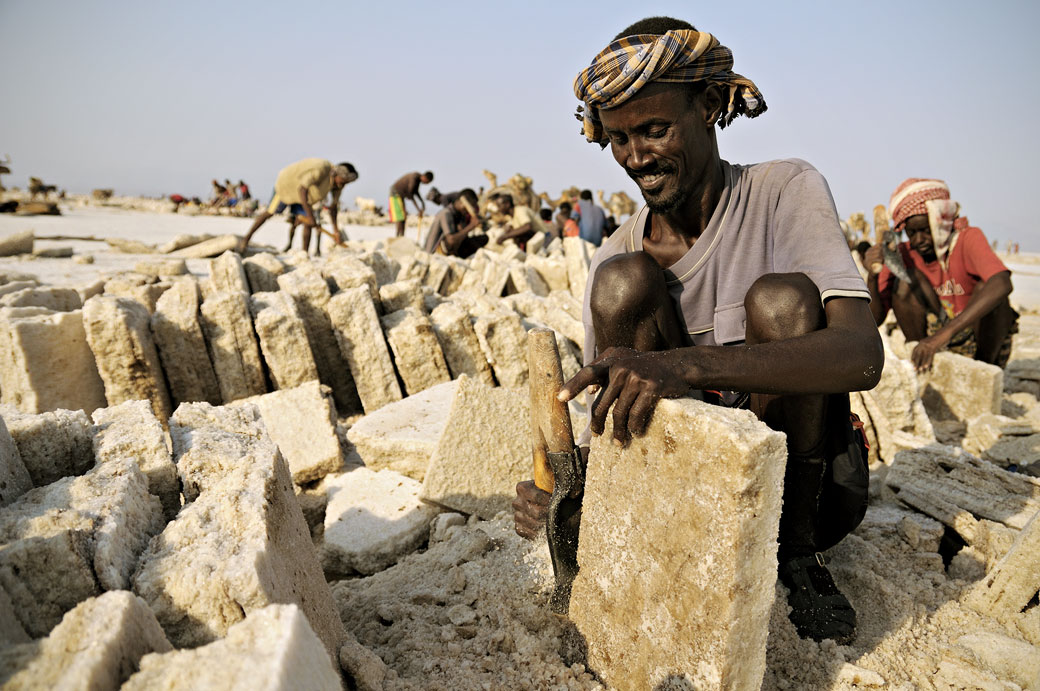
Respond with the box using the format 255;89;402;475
0;205;396;288
1;206;1038;310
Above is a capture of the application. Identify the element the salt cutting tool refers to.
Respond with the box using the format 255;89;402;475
879;229;912;284
870;217;911;284
528;328;585;615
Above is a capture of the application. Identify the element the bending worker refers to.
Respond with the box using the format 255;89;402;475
239;158;357;255
389;170;434;238
866;178;1017;371
512;16;883;646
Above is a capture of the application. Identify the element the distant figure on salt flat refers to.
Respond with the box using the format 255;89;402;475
491;191;548;251
388;170;434;238
239;159;358;255
209;179;226;206
554;201;579;238
513;15;882;646
422;188;487;258
865;178;1017;371
573;189;607;246
539;207;558;240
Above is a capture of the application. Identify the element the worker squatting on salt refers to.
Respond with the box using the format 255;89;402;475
865;178;1018;372
422;188;487;258
239;158;358;255
512;16;884;645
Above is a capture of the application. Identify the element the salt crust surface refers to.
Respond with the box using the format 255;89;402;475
1;212;1040;688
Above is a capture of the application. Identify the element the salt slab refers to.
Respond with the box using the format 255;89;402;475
134;404;346;659
346;379;457;481
123;604;341;690
421;376;530;520
0;591;172;690
570;397;786;690
322;467;442;576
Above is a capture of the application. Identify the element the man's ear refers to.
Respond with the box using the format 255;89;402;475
702;83;726;127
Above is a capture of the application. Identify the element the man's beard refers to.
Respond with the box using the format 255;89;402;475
643;186;688;214
628;164;685;214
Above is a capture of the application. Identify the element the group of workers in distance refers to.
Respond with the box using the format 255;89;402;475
237;155;616;258
231;14;1018;652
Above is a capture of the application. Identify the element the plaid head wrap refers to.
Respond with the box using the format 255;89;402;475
889;178;969;266
573;29;766;145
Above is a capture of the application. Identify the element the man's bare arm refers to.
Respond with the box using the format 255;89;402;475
911;270;1012;371
863;244;889;325
561;297;884;444
496;222;533;243
328;202;342;241
297;185;317;227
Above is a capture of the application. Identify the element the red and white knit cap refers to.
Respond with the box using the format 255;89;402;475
888;178;951;230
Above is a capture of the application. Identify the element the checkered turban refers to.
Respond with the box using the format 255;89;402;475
573;29;766;145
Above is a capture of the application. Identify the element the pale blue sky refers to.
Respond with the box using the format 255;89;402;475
2;1;1037;249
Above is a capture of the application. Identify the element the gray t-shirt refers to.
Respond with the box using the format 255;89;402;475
582;158;869;363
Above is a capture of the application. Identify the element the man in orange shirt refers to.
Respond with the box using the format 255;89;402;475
866;178;1017;371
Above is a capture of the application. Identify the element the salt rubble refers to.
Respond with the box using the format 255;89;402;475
0;215;1039;688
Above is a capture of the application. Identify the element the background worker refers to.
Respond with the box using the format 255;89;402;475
423;188;486;257
866;177;1017;371
389;170;434;238
493;192;548;250
574;188;607;246
239;159;357;255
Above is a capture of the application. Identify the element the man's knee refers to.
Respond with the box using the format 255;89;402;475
589;252;668;324
745;273;824;343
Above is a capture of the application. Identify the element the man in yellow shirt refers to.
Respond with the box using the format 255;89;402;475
239;159;358;255
493;192;548;251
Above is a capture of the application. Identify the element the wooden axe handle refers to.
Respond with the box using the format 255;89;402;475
315;225;345;247
528;328;575;494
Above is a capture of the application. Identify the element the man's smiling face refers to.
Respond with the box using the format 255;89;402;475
598;82;717;215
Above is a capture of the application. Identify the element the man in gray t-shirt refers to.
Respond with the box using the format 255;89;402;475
513;17;883;647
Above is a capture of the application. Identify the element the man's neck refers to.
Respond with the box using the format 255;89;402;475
643;159;726;265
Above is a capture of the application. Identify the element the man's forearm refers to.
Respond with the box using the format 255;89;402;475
866;274;888;325
500;223;533;241
675;300;883;395
935;272;1012;341
329;203;339;234
673;329;881;395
